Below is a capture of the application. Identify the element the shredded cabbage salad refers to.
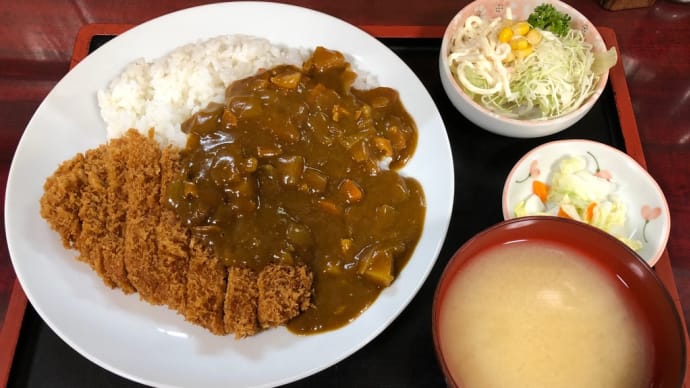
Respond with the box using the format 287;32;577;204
514;155;643;250
447;8;617;119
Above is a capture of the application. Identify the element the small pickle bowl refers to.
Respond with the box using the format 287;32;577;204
439;0;613;138
432;217;686;388
502;139;671;267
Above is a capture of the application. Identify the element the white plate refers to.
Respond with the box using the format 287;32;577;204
502;139;670;266
4;2;454;387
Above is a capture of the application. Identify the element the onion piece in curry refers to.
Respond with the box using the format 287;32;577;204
167;46;425;334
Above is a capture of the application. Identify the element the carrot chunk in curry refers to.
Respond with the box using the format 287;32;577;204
166;46;425;333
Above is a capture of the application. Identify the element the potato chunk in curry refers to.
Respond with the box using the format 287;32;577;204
167;46;425;333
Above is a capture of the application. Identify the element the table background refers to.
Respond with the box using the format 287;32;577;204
2;0;689;386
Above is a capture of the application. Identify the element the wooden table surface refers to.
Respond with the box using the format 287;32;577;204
1;0;689;386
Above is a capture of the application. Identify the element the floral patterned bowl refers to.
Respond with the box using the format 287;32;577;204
502;139;670;266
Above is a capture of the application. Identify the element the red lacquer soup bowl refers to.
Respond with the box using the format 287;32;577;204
432;216;686;388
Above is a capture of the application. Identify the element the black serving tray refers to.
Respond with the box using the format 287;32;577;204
8;35;627;388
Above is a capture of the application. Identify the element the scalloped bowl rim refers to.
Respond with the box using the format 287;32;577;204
501;139;671;267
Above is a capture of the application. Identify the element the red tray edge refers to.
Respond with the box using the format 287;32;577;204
0;280;28;385
2;22;686;388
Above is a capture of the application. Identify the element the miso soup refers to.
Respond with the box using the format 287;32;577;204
437;240;653;388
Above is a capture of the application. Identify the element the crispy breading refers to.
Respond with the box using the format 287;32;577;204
155;146;190;311
224;267;259;338
76;145;115;287
257;263;313;328
102;135;135;293
122;130;162;303
40;131;314;337
184;237;228;335
40;152;86;249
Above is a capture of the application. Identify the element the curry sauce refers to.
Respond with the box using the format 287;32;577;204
166;47;425;333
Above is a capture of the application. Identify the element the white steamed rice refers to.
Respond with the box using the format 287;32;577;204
98;35;308;147
98;34;375;147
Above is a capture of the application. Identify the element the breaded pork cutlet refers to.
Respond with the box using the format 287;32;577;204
155;146;190;311
224;267;259;338
123;130;162;304
76;146;114;287
40;152;86;249
258;263;313;328
184;238;228;335
40;130;315;338
102;135;135;293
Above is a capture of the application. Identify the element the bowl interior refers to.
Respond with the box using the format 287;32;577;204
439;0;610;136
501;139;671;267
432;216;686;387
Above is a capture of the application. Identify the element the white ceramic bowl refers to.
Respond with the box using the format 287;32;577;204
502;139;671;266
439;0;610;138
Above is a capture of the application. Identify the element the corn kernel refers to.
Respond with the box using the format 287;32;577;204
502;51;515;63
514;46;534;59
498;27;513;43
511;21;531;36
526;29;542;45
509;37;529;50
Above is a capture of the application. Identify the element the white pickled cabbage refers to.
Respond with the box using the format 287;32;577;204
514;156;642;250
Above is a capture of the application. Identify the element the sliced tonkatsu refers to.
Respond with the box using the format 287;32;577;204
40;130;314;337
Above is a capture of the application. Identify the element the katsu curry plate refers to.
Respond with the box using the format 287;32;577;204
4;2;454;387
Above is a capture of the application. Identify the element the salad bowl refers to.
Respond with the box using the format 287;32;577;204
439;0;614;138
